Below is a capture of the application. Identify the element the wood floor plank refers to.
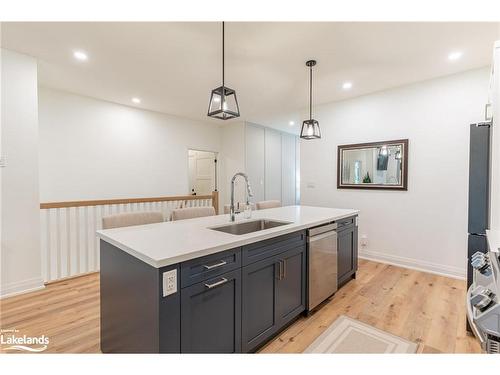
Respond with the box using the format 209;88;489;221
0;260;482;354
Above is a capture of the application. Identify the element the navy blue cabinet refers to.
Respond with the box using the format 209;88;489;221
337;217;358;287
276;246;306;327
181;268;242;353
101;230;307;353
242;241;306;352
241;254;279;352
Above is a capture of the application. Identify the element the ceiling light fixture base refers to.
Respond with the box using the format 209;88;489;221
305;60;317;67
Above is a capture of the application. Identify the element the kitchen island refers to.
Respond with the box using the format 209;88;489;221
97;205;358;353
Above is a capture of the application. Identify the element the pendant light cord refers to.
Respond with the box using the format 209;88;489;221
222;21;225;88
309;65;313;120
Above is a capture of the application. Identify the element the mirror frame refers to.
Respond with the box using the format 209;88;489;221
337;139;409;191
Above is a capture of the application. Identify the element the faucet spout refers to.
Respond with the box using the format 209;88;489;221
230;172;253;222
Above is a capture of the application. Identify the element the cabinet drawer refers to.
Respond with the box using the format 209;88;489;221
242;230;306;266
180;248;241;288
336;216;356;230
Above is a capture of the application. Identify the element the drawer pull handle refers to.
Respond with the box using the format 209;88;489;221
204;277;228;289
203;260;227;270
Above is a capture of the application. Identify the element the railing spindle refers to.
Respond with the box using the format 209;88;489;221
66;207;71;277
45;209;51;281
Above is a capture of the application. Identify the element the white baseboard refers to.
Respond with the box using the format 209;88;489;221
0;277;45;299
359;249;466;280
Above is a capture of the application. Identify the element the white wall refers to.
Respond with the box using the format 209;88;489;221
1;49;43;297
38;88;221;202
300;68;490;279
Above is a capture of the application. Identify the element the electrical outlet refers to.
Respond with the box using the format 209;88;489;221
306;182;315;188
162;269;177;297
361;234;368;247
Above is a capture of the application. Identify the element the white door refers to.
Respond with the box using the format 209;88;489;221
188;150;216;195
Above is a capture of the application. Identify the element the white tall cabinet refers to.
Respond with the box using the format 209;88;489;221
264;128;282;201
244;123;298;206
281;132;298;206
245;125;266;203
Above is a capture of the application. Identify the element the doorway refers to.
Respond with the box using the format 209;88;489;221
188;149;217;195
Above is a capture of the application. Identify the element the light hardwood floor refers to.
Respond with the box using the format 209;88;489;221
0;259;481;354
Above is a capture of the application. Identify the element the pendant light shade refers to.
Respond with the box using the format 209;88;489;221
300;119;321;140
208;22;240;120
300;60;321;139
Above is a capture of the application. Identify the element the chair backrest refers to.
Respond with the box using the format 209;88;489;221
102;211;164;229
171;206;216;221
256;200;281;210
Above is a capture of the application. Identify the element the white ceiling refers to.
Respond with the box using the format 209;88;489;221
2;22;499;133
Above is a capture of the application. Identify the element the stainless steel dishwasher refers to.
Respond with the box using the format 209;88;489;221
307;223;338;312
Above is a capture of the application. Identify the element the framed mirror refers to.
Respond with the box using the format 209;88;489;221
337;139;408;191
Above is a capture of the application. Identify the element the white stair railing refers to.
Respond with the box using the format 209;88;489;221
39;192;218;283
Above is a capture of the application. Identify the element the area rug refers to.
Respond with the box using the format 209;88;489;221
304;315;418;353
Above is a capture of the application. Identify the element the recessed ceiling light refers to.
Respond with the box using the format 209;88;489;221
131;97;141;104
342;82;353;90
289;121;295;126
73;50;88;61
448;51;463;61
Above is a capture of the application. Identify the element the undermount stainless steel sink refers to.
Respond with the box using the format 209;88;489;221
209;219;292;235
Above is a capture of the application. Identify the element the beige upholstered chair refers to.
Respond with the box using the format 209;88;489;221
171;206;216;221
255;200;281;210
223;203;256;214
102;211;164;229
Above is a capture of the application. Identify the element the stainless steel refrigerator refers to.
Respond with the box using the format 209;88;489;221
467;122;491;330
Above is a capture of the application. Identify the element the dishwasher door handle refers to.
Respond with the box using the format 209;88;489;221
308;231;337;243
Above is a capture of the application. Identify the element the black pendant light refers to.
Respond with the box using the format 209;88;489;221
207;22;240;120
300;60;321;139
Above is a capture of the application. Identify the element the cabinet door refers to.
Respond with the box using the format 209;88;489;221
265;128;282;201
245;124;265;203
337;225;358;284
281;133;297;206
241;255;279;352
181;269;241;353
276;246;306;327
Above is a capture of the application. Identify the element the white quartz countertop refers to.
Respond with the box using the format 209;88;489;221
486;229;500;253
96;205;359;268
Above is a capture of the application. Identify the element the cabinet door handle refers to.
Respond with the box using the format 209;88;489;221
204;277;228;289
282;259;286;279
203;260;227;270
277;260;285;280
276;261;282;280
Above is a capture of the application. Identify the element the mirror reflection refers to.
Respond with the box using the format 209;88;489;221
338;140;408;190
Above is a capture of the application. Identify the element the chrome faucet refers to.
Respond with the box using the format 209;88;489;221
230;172;253;222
